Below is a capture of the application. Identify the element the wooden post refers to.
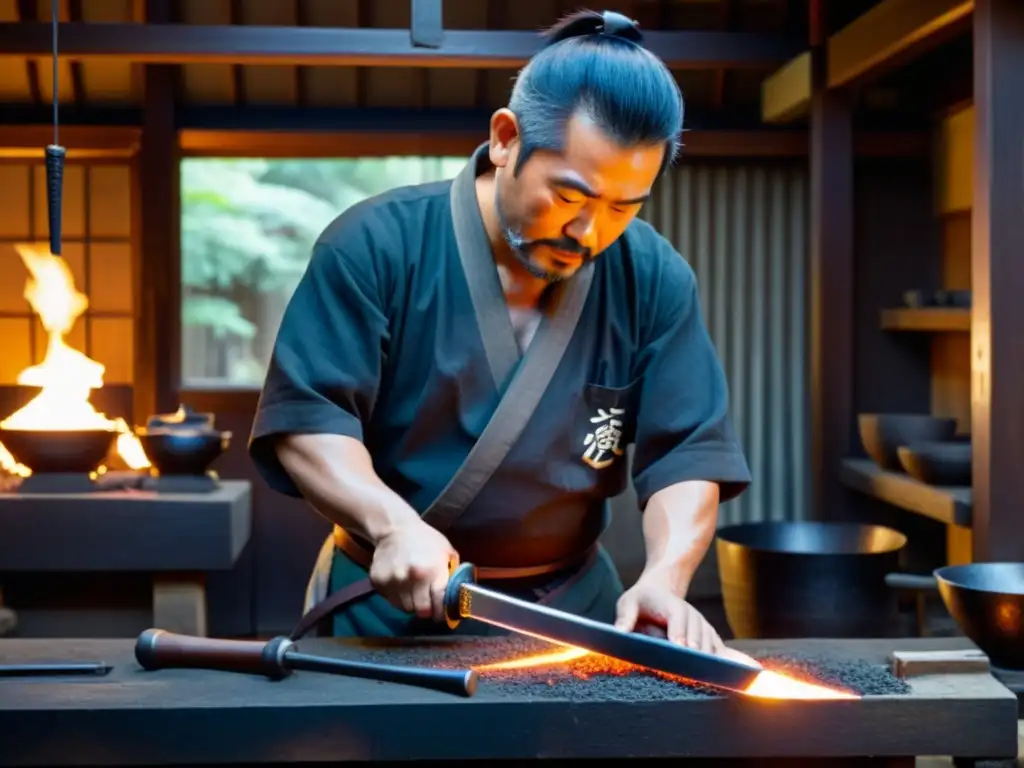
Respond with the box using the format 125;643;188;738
808;0;855;520
0;586;16;637
152;575;208;636
132;0;181;426
970;0;1024;561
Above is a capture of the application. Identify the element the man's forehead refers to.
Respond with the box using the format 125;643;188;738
535;128;660;200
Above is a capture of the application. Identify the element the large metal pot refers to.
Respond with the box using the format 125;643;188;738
716;521;908;639
886;563;1024;670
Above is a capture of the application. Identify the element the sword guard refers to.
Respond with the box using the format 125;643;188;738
443;562;478;630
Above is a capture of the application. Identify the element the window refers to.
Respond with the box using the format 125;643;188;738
179;156;465;388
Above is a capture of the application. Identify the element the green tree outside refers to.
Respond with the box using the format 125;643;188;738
180;156;463;385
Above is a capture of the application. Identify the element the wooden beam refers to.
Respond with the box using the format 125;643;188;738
0;22;803;69
410;0;444;49
178;130;486;158
761;0;973;124
174;124;927;159
828;0;973;88
808;0;855;522
970;0;1024;562
761;51;809;123
0;125;140;157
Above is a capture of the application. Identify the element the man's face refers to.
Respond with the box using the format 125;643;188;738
490;112;665;282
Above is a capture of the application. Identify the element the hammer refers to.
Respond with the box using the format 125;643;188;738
134;628;478;698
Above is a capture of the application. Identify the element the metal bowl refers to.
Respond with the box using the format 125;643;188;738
0;428;118;474
858;413;958;471
137;429;231;476
897;440;972;486
716;521;908;639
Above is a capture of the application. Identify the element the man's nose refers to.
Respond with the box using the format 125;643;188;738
566;213;598;253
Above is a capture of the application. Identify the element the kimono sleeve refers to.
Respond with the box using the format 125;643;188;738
248;240;389;497
630;250;752;509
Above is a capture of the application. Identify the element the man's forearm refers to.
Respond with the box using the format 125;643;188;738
638;480;720;597
275;433;422;545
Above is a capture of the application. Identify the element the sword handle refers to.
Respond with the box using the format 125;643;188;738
135;629;293;680
443;562;478;629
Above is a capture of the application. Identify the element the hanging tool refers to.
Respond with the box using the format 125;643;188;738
45;0;65;256
134;629;478;698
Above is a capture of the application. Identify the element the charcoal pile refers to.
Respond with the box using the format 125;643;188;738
335;636;912;702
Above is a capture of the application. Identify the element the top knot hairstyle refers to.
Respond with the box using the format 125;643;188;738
508;9;685;177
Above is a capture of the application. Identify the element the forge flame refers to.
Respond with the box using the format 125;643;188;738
0;243;150;477
474;645;858;700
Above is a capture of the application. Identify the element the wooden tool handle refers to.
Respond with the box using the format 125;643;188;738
134;629;293;679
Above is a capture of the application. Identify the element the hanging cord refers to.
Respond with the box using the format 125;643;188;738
45;0;65;256
52;0;58;146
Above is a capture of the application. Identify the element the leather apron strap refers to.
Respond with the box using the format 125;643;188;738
289;540;601;641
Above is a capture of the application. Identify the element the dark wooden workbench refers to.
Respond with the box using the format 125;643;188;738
0;480;251;636
0;636;1017;766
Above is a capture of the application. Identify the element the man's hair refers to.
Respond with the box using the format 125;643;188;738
507;9;685;177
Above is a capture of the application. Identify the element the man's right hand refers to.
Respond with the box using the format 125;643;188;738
369;519;458;623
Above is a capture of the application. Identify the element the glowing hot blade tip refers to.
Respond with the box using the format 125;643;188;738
743;669;860;700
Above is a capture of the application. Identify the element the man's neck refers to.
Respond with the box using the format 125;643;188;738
474;172;549;310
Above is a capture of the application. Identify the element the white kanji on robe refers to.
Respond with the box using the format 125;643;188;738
582;407;626;469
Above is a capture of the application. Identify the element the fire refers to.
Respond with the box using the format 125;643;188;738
0;243;150;476
475;644;858;700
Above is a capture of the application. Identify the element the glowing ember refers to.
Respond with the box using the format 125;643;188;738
474;644;858;700
0;243;150;477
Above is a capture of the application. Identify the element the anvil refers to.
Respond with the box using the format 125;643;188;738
443;562;763;693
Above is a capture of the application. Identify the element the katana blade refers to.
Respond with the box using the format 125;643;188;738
443;563;762;693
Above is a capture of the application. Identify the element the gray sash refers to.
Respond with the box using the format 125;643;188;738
292;147;594;638
421;146;595;532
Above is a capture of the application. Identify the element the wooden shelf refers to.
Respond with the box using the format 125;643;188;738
839;459;972;527
879;307;970;332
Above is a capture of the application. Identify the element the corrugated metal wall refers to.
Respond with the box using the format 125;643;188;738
642;160;811;526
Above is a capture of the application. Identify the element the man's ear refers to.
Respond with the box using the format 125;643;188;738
488;108;520;169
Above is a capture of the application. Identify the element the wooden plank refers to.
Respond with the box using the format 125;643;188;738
0;22;803;69
891;649;990;678
931;213;974;440
934;105;974;215
761;50;810;124
970;0;1024;562
759;0;974;124
880;308;971;332
0;637;1017;765
809;1;856;523
0;480;252;571
839;459;973;526
828;0;974;88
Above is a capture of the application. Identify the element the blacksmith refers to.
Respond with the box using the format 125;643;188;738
249;8;752;658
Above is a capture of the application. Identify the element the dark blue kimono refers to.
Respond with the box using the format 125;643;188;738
250;144;751;637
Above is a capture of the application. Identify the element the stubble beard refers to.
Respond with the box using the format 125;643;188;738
494;183;569;284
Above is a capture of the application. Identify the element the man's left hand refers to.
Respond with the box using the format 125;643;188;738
614;576;724;653
614;576;759;667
